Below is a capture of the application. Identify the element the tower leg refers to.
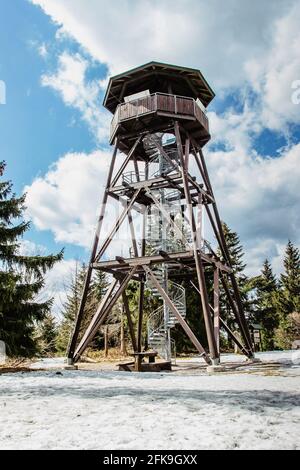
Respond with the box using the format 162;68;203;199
214;267;220;356
122;292;137;352
145;266;211;365
73;268;138;362
174;122;219;362
67;141;119;362
137;276;145;353
197;147;254;357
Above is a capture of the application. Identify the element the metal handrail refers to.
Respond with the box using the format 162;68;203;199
147;274;186;361
110;92;209;138
122;171;146;185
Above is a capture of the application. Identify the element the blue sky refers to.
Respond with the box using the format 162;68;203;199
0;0;97;258
0;0;300;308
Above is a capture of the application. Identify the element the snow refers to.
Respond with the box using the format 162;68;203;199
0;352;299;450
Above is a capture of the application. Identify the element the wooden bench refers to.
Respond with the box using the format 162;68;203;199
131;351;158;372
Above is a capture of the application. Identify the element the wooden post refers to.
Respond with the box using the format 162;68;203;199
73;267;138;362
95;188;141;261
122;292;137;352
120;308;127;356
104;325;109;358
197;147;254;356
214;267;220;355
67;140;118;363
174;122;218;362
145;266;211;365
137;277;145;353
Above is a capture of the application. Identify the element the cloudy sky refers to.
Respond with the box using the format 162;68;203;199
1;0;300;311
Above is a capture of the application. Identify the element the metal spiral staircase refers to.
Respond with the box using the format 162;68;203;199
122;132;197;361
146;266;186;360
142;133;191;360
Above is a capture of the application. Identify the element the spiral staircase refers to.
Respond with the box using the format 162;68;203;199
142;133;192;360
146;266;187;360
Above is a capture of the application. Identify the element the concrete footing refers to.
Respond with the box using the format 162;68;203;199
206;365;226;373
246;357;262;364
64;365;78;370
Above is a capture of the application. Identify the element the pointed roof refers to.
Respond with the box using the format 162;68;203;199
103;61;215;114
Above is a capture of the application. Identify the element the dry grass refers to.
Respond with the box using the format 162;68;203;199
85;347;133;363
0;357;33;375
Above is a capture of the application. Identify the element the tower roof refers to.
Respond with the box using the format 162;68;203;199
103;61;215;114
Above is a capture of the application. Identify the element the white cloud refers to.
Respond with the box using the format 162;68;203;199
245;1;300;131
30;0;294;88
26;0;300;276
38;259;78;317
205;139;300;275
41;52;110;142
16;241;77;316
31;0;300;135
24;138;300;278
38;42;48;58
24;150;138;258
25;150;111;248
17;239;48;256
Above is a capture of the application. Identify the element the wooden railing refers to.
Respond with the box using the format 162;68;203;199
110;93;209;139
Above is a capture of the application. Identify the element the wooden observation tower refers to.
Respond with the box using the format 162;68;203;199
67;61;255;369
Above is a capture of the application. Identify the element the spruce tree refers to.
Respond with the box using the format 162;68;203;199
279;241;300;316
36;313;58;356
217;223;250;331
274;241;300;349
0;162;63;356
252;260;279;350
56;263;109;353
56;262;86;353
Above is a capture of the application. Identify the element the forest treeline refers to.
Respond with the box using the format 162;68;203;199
1;162;299;358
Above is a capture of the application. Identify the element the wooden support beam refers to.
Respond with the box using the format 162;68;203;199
110;136;141;187
128;210;138;258
145;188;189;245
196;147;253;354
73;278;118;361
107;191;144;214
109;172;182;193
219;272;253;355
174;121;219;361
191;280;251;358
137;276;145;353
197;193;203;250
145;266;211;365
184;137;190;169
147;134;179;173
67;140;119;362
220;318;251;358
92;249;231;273
74;268;138;362
95;188;141;261
122;291;137;352
214;267;220;355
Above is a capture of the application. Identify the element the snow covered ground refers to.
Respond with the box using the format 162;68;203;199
0;352;299;450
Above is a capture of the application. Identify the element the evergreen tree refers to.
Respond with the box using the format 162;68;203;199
251;260;279;350
274;241;300;349
217;223;251;331
56;262;85;353
56;263;109;353
36;313;58;356
0;162;63;356
278;241;300;316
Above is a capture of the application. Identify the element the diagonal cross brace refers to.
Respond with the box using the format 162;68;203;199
95;188;141;262
145;188;190;245
74;267;138;362
144;266;211;365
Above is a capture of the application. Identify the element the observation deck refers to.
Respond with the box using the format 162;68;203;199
110;92;210;147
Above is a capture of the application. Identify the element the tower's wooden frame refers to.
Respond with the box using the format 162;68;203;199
67;62;254;367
